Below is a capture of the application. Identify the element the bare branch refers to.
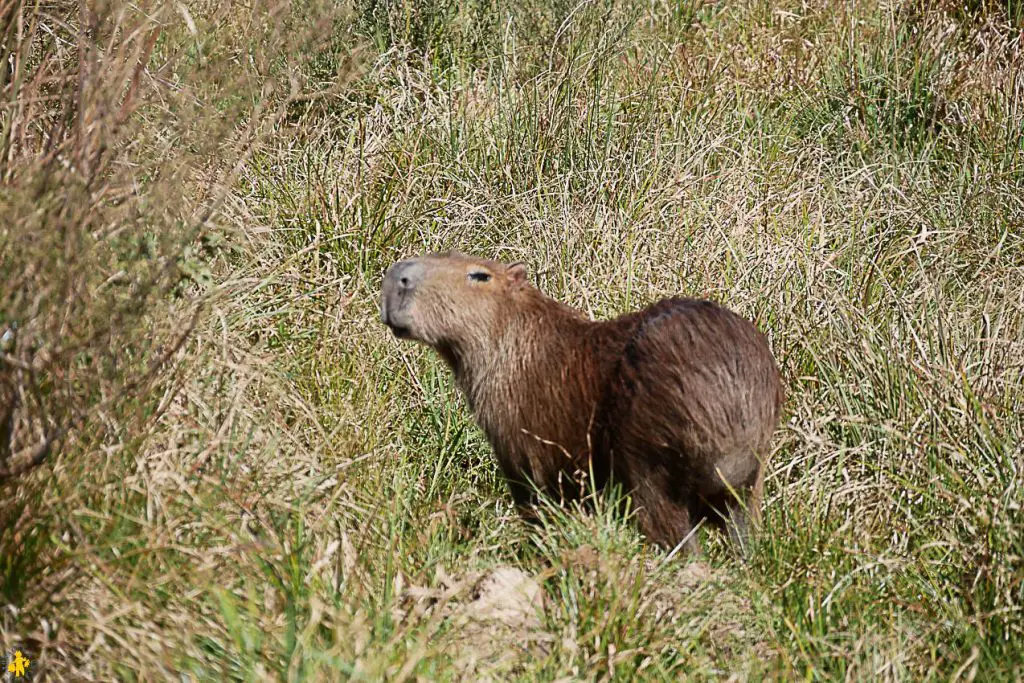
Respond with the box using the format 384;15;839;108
0;429;60;482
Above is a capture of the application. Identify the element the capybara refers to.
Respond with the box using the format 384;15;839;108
379;252;784;555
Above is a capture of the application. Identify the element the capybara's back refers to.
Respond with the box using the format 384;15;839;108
594;298;783;553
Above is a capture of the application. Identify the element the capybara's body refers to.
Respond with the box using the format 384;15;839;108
380;252;784;554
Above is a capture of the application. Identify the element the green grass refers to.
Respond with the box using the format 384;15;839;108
3;0;1024;679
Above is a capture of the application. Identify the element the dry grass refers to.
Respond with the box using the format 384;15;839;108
2;0;1023;680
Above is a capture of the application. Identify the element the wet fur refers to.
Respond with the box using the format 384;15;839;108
381;253;784;554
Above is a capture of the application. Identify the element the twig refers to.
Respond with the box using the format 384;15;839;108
0;429;61;480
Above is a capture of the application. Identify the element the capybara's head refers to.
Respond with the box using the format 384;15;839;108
380;252;528;350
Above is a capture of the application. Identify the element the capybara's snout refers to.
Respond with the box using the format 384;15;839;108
380;259;426;338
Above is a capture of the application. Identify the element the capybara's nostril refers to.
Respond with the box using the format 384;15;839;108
385;260;424;292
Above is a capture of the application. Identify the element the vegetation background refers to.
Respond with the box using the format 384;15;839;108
2;0;1022;679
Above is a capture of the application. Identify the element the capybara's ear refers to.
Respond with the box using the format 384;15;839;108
507;262;528;285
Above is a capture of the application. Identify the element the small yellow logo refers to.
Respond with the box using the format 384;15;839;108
7;650;30;678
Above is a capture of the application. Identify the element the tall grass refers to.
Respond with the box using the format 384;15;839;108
2;0;1023;679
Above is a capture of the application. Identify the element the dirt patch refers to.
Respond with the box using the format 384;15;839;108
394;565;551;678
461;566;546;628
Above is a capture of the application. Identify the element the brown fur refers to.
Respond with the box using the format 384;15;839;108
380;252;784;554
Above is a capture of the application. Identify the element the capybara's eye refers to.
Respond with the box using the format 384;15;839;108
468;271;492;282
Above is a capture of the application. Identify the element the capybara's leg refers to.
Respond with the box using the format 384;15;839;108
630;481;701;555
725;466;764;558
504;477;544;526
